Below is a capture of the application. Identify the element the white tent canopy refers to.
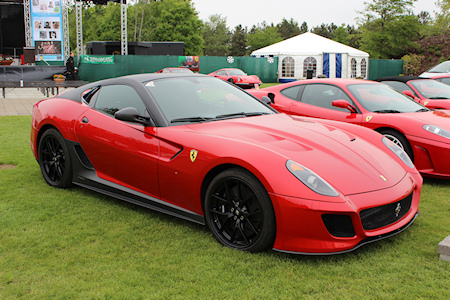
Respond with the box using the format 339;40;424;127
251;32;370;81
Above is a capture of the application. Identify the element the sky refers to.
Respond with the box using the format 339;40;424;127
192;0;440;29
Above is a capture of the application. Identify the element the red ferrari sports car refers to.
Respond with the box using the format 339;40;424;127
208;68;262;89
250;78;450;179
31;74;422;254
374;76;450;109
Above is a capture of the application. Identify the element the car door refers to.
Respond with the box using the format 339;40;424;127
289;83;363;125
74;84;160;199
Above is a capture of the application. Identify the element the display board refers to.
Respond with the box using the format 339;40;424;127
30;0;64;62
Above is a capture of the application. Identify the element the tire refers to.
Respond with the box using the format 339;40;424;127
38;128;73;188
227;78;235;84
204;168;276;252
379;129;414;162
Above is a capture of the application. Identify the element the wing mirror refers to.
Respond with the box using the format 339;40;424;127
402;90;415;98
261;96;272;105
115;107;151;125
332;99;357;113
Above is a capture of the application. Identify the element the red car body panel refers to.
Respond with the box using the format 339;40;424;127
31;74;422;254
208;68;262;88
250;78;450;179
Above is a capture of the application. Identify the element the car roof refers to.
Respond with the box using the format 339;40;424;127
373;76;431;83
57;73;209;102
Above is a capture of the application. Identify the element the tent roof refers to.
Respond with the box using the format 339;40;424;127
251;32;369;57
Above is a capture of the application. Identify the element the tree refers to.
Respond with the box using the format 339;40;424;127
277;18;301;39
300;21;308;34
149;0;204;55
311;23;337;39
247;22;283;53
433;0;450;35
358;0;421;59
203;14;230;56
229;25;249;56
333;24;361;49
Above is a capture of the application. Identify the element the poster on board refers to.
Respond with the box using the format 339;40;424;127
31;0;64;62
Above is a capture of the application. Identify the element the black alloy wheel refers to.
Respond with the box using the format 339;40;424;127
38;128;73;188
204;168;276;252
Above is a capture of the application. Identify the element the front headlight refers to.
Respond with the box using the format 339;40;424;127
286;160;339;197
423;125;450;139
382;137;414;168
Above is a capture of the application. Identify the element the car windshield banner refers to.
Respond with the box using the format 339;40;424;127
31;0;64;62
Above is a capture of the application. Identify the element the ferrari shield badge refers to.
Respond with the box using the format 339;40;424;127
190;150;198;162
365;116;373;122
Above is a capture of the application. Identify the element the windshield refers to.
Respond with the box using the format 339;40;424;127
426;61;450;73
408;79;450;99
347;83;428;113
228;69;247;76
144;76;274;124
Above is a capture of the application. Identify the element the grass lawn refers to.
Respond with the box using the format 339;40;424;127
1;116;449;299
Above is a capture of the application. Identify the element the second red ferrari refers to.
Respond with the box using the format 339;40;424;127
208;68;262;89
250;78;450;179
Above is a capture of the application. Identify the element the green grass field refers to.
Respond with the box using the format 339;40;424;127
1;116;449;299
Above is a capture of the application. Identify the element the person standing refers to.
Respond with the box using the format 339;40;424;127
66;52;75;80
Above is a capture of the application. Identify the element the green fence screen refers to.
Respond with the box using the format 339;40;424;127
77;55;279;83
368;59;404;79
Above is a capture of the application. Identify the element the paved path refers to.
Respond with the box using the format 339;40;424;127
0;87;75;116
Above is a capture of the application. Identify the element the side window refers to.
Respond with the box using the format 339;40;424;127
300;84;355;112
360;58;367;79
94;85;147;116
280;85;303;100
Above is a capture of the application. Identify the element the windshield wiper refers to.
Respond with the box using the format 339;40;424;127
415;108;429;112
215;112;270;119
429;97;449;99
171;116;214;123
373;109;401;113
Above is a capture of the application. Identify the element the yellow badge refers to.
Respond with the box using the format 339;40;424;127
380;175;387;182
365;116;372;122
424;101;429;106
190;150;198;162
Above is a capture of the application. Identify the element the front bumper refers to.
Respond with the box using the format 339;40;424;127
269;172;421;254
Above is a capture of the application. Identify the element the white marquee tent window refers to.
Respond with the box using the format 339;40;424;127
351;58;357;78
282;57;295;77
361;58;367;79
303;57;317;77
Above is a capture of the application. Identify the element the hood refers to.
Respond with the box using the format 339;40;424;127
188;114;410;195
402;110;450;125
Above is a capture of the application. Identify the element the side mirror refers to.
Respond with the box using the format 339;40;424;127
115;107;151;125
332;99;357;113
402;90;415;98
261;96;272;105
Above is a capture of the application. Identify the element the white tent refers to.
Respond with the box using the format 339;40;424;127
251;32;370;82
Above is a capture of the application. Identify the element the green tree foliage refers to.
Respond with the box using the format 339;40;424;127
129;0;154;42
401;53;424;75
149;0;204;55
203;14;230;56
311;23;337;39
333;24;361;49
300;21;309;34
358;0;421;59
229;25;249;56
433;0;450;34
277;18;301;39
247;22;283;52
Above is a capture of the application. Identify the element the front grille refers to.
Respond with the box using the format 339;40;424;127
360;192;413;230
322;214;355;237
